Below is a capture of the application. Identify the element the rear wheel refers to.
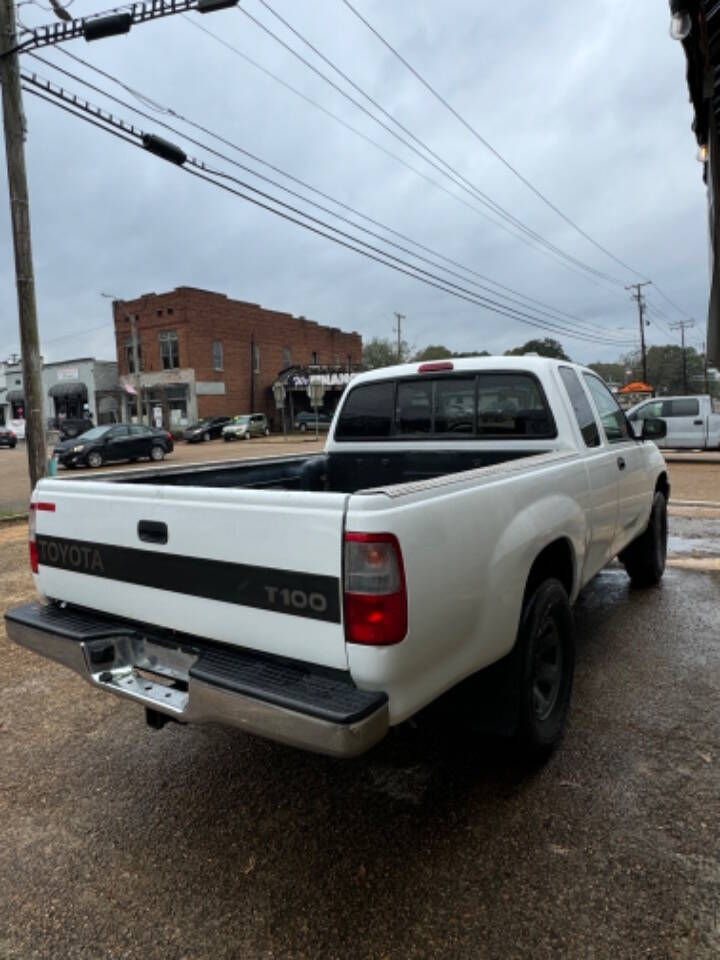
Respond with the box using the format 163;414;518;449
86;450;103;468
264;427;270;436
299;423;307;433
620;491;667;587
515;578;575;756
203;431;210;443
150;445;165;462
224;435;232;442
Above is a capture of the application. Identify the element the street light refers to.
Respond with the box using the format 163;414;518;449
101;292;142;423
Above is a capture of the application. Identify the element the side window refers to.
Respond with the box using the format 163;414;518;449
159;331;179;370
212;341;223;371
129;425;151;436
558;367;600;447
668;398;699;417
582;374;630;443
631;400;664;421
335;382;394;439
107;426;129;439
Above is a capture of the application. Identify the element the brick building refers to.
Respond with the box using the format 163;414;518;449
112;287;362;429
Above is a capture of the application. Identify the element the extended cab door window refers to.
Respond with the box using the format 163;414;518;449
558;367;600;447
582;374;631;444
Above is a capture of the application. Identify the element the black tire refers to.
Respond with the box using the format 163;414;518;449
149;444;165;462
515;578;575;756
86;450;103;469
620;491;667;587
224;435;231;442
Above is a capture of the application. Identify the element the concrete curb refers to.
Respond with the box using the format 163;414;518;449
0;513;28;527
669;499;720;509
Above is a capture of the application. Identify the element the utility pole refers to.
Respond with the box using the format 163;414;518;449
393;312;405;363
625;282;652;384
669;319;695;394
0;0;47;488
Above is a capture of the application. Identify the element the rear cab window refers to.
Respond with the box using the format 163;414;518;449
334;372;556;441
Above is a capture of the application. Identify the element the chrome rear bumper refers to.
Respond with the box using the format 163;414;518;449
6;603;388;758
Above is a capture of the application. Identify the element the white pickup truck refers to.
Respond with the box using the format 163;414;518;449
627;394;720;450
6;357;669;758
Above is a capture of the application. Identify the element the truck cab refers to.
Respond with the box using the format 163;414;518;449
626;395;720;449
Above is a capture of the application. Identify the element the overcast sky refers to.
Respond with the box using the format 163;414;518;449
0;0;710;367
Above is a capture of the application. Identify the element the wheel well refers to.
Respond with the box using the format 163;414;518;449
525;538;574;600
655;471;670;500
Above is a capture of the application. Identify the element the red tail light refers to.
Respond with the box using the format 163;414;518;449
28;501;55;574
344;532;407;645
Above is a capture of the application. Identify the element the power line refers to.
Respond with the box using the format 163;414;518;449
21;75;638;346
182;14;638;304
36;48;637;345
338;0;646;282
235;3;629;291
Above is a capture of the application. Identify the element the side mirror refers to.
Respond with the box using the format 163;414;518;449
641;418;667;440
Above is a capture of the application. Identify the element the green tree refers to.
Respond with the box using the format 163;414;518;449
362;337;410;369
414;344;453;361
504;338;571;360
621;345;706;395
588;361;626;385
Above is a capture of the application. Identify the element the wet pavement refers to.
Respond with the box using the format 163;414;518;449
0;514;719;959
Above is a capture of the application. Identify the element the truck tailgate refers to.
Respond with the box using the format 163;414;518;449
32;478;349;670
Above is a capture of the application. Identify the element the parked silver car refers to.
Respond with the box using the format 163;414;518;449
222;413;270;441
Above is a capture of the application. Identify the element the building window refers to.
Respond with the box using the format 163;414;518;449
283;347;292;368
212;341;224;371
159;331;180;370
167;307;174;315
253;344;260;374
125;340;143;373
311;351;318;365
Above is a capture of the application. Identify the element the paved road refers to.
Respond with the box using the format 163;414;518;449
0;515;719;959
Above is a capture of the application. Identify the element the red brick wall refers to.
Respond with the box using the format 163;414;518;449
113;287;362;422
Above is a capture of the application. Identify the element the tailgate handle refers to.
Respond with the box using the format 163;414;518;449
138;520;168;545
693;419;703;425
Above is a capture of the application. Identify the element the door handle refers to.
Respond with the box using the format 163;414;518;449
617;456;626;471
138;520;168;544
693;419;703;425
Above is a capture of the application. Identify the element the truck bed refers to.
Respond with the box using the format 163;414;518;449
89;448;550;494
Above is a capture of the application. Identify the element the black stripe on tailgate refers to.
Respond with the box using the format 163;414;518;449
35;535;341;623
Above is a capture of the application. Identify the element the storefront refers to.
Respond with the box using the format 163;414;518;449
271;365;357;426
48;380;88;420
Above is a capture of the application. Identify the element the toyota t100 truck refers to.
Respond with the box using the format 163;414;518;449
5;358;669;758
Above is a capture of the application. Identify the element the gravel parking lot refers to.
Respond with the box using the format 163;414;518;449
1;514;719;959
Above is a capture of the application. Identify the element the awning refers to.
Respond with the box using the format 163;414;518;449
48;381;88;399
5;389;24;402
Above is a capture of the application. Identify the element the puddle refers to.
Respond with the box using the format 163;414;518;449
668;536;720;557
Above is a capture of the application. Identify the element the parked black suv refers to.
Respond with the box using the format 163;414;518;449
294;410;333;432
183;417;232;443
57;417;94;440
54;423;174;469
